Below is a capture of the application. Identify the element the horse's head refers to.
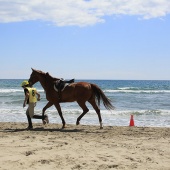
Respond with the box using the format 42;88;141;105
28;68;40;86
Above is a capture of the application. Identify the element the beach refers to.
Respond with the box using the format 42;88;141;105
0;122;170;170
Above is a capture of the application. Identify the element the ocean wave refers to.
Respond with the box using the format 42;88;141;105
1;88;170;94
109;109;170;116
104;89;170;94
0;89;45;93
33;108;170;116
0;89;23;93
0;108;170;127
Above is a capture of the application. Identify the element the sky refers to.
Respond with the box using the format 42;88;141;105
0;0;170;80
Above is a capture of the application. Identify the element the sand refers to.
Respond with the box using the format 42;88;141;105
0;122;170;170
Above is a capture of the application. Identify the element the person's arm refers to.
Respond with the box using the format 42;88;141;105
23;92;29;107
36;91;41;101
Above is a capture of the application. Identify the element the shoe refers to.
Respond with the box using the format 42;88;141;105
43;115;49;125
26;126;33;130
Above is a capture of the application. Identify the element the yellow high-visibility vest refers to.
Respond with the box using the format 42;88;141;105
26;87;37;103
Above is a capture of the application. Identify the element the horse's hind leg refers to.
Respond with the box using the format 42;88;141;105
88;99;103;129
76;101;89;125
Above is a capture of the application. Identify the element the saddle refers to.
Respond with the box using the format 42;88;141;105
54;78;75;99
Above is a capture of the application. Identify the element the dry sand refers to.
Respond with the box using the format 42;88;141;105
0;122;170;170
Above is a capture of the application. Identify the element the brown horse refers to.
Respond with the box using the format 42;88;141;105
28;68;114;129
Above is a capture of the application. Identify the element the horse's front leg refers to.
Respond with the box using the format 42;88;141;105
42;101;53;118
54;103;66;129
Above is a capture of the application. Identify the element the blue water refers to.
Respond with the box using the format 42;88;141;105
0;79;170;127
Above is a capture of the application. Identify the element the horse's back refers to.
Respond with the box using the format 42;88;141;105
62;82;92;102
74;82;91;88
66;82;92;92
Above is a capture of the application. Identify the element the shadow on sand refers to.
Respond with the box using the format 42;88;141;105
2;127;83;133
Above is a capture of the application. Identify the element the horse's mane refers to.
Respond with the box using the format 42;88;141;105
46;72;60;81
33;69;46;75
33;68;60;81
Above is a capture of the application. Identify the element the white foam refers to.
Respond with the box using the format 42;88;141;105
104;89;170;94
0;89;45;93
0;108;170;127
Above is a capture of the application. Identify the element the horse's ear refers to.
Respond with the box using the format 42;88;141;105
46;72;49;75
31;68;38;72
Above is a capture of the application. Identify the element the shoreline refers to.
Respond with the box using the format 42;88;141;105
0;122;170;170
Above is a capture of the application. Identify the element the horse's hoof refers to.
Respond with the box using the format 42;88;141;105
42;115;49;125
76;121;79;125
100;126;103;129
62;125;66;129
42;120;48;125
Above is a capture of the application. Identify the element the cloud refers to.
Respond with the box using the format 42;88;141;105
0;0;170;26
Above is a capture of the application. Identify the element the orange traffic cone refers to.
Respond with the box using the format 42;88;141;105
129;115;135;126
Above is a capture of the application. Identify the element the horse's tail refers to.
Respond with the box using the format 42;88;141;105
91;84;115;110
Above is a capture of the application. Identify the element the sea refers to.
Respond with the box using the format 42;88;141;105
0;79;170;127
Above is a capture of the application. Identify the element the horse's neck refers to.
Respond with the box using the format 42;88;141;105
38;74;48;91
38;73;54;91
